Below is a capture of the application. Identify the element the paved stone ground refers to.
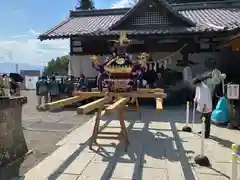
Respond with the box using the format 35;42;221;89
19;91;93;175
16;105;240;180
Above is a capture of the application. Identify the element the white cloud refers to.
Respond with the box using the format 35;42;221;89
112;0;138;8
0;30;69;66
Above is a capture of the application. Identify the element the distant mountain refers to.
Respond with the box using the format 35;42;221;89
0;62;43;74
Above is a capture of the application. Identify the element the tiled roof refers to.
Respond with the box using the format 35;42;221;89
42;15;123;37
109;0;195;31
39;1;240;40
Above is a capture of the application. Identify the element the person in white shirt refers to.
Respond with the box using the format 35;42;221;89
192;77;212;138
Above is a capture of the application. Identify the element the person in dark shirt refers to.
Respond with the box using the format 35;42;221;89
146;69;158;88
66;76;75;97
78;74;88;91
9;77;18;96
48;76;60;102
36;76;48;108
154;73;164;88
59;78;65;94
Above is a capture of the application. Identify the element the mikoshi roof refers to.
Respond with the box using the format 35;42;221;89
39;0;240;40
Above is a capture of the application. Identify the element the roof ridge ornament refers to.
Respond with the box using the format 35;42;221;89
119;31;131;46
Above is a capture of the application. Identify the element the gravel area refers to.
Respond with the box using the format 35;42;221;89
19;91;92;175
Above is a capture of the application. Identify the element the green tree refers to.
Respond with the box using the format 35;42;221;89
42;55;69;76
76;0;95;10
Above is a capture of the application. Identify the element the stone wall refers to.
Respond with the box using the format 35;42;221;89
0;96;27;179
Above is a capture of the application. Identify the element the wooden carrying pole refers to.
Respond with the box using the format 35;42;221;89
77;96;111;114
156;98;163;112
105;97;130;113
44;95;90;110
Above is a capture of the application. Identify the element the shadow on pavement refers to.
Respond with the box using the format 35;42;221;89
21;107;201;179
209;135;236;149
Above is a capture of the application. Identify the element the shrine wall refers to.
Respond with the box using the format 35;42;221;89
69;52;220;78
69;55;105;78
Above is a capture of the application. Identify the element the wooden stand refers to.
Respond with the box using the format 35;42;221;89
90;107;129;151
44;88;165;151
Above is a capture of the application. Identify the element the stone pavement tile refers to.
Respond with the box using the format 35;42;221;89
149;121;171;131
56;119;93;146
142;167;168;180
195;161;231;178
196;173;228;180
111;163;136;179
93;151;115;163
90;142;118;155
143;154;167;169
193;166;220;176
131;121;144;129
211;125;240;145
165;155;184;179
143;136;167;169
78;162;109;180
23;144;81;180
205;148;231;163
47;173;79;180
59;151;96;175
165;147;197;180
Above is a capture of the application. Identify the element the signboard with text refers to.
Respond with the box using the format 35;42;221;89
227;84;239;100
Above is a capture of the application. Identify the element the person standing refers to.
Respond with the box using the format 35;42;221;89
65;76;75;97
78;73;88;91
154;73;164;88
36;76;48;108
192;77;212;138
59;77;65;95
48;76;60;102
146;67;157;88
9;77;18;96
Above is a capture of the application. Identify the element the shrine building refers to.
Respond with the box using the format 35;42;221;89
39;0;240;83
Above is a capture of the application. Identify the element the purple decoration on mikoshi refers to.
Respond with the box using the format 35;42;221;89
237;146;240;156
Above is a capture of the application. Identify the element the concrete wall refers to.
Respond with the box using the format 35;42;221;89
69;52;220;78
0;96;28;179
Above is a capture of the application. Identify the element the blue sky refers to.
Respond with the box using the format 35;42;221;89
0;0;131;65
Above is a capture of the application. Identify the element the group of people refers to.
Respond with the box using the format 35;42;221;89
36;74;88;108
0;74;20;96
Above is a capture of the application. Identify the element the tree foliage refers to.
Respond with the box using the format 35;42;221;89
42;55;69;76
76;0;95;10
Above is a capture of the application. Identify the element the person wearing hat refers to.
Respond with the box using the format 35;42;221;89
204;69;226;109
